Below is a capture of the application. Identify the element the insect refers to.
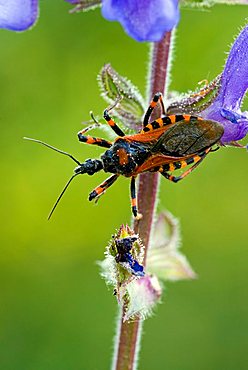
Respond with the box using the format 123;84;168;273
25;92;224;219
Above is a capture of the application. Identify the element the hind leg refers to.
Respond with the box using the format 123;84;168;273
160;152;208;183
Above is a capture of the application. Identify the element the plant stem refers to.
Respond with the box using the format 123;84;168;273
135;31;172;259
112;31;173;370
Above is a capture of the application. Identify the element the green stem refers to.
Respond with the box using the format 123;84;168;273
112;31;173;370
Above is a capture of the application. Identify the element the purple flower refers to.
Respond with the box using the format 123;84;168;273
101;0;179;42
66;0;179;41
201;25;248;143
0;0;38;31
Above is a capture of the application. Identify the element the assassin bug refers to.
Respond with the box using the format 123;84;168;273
25;92;224;219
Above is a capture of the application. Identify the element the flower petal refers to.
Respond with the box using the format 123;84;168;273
147;249;196;281
213;25;248;110
150;211;180;250
202;25;248;143
147;212;196;281
123;275;162;321
102;0;179;42
0;0;38;31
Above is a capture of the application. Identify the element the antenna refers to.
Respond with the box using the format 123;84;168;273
24;137;82;219
47;173;79;220
24;137;81;165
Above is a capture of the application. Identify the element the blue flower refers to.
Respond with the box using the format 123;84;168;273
66;0;179;42
101;0;179;42
0;0;38;31
1;0;179;40
201;25;248;143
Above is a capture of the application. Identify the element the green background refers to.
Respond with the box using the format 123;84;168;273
0;2;248;369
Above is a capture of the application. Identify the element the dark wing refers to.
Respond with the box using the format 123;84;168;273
151;119;224;157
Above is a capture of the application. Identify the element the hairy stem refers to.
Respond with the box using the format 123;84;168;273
112;31;173;370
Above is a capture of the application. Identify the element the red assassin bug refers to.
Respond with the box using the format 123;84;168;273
25;92;224;219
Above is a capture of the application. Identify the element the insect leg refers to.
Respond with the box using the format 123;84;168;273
78;110;113;148
160;151;208;183
103;109;125;137
80;111;103;134
130;177;142;220
78;131;112;148
143;92;165;128
88;174;119;201
79;123;100;135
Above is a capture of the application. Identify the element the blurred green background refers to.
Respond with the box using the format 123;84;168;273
0;2;248;369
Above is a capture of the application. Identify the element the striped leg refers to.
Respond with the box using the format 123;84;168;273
143;92;166;128
130;177;142;220
103;109;125;137
78;130;112;148
88;174;119;201
159;151;208;183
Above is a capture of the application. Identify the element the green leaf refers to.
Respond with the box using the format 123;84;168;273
98;64;146;130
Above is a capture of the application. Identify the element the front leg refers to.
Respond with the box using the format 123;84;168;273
103;109;125;137
78;130;112;148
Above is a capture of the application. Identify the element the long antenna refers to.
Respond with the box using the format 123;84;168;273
24;137;81;165
48;173;79;220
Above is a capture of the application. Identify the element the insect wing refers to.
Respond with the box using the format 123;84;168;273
151;119;224;157
124;124;174;144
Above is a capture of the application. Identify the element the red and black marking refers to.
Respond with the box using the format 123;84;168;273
143;92;166;127
89;174;119;201
75;93;223;218
33;92;224;219
78;132;112;148
130;176;138;218
159;150;209;183
141;114;201;133
103;109;125;137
